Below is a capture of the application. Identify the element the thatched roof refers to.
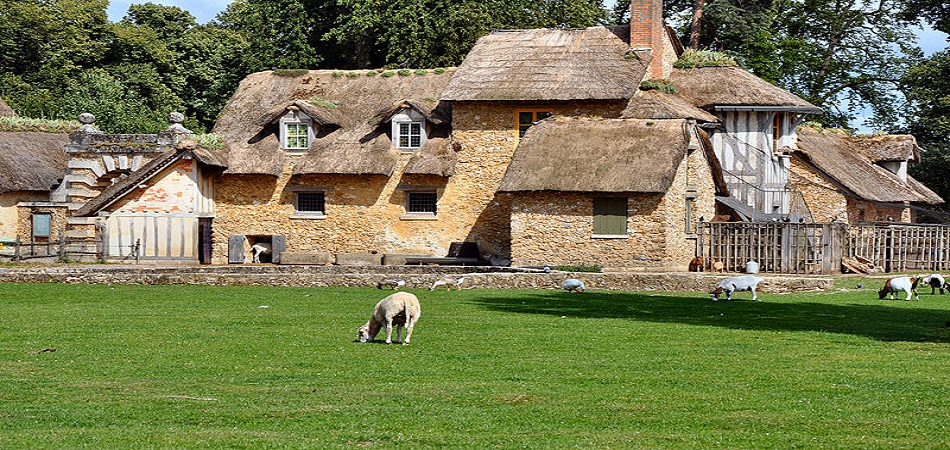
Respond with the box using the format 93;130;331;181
498;117;693;193
0;98;16;117
670;66;823;113
442;26;647;101
75;142;226;217
850;133;920;163
257;100;343;127
214;69;456;176
403;137;458;177
368;99;450;126
622;90;719;122
0;131;68;193
794;128;942;204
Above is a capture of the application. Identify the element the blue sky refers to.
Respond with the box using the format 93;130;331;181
107;0;949;56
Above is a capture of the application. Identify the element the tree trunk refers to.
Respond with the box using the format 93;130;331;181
689;0;706;48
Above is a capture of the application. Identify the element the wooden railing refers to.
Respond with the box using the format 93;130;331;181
847;223;950;272
697;221;950;275
0;236;141;263
696;222;845;274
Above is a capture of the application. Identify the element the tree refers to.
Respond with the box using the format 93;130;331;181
902;50;950;211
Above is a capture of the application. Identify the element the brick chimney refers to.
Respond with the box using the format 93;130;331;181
630;0;667;79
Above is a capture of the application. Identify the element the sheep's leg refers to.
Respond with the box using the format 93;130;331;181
384;320;394;344
751;286;759;301
395;325;403;344
403;318;415;345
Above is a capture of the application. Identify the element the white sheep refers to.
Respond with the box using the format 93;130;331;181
429;275;465;291
921;274;947;295
878;276;920;301
561;278;586;292
358;292;421;345
710;275;764;301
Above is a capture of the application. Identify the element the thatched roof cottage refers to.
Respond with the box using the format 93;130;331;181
791;127;942;223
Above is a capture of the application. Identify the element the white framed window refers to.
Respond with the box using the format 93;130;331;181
391;111;426;150
293;191;326;218
280;111;314;151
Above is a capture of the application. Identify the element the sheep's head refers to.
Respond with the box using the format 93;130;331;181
709;287;723;300
358;325;373;342
878;288;889;299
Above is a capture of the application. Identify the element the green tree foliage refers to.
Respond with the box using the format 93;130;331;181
902;51;950;211
662;0;917;128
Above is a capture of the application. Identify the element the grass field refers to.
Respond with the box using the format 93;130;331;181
1;279;949;448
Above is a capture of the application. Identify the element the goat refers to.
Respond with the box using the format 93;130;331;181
561;278;586;293
250;242;272;263
688;256;705;272
710;275;764;301
878;276;920;301
376;278;406;290
921;274;947;295
429;275;465;291
358;292;421;345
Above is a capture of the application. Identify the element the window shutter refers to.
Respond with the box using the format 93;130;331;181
593;198;627;236
228;235;246;264
271;235;286;264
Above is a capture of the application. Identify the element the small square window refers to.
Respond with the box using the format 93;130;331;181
295;192;325;214
593;197;627;237
396;122;423;149
284;123;311;150
407;191;437;214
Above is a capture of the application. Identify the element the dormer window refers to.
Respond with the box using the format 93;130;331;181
280;110;314;151
392;111;426;150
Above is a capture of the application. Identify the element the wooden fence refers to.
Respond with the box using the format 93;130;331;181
696;222;845;274
847;223;950;272
0;236;141;263
697;222;950;275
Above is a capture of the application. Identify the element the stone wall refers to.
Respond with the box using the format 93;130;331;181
0;264;833;294
508;132;717;271
210;100;624;265
790;157;848;222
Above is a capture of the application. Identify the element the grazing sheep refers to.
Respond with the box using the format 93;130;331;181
688;256;705;272
429;275;465;291
358;292;421;345
561;278;586;293
376;278;406;290
250;242;272;263
921;274;947;295
878;276;920;301
710;275;764;301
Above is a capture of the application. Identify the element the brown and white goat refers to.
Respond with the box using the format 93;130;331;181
358;292;421;345
878;277;920;301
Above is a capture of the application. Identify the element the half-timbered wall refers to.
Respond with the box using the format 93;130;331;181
710;110;791;215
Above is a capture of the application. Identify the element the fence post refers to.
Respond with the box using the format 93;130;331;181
780;224;792;273
13;235;20;262
58;235;66;261
884;227;894;273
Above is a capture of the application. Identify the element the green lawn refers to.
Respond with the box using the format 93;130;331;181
1;280;949;449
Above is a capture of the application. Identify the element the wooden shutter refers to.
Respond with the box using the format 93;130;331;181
271;235;286;264
593;197;627;236
228;235;245;264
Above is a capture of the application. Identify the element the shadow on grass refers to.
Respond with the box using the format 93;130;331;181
471;291;950;343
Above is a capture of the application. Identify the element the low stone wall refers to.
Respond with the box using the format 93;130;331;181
0;265;833;293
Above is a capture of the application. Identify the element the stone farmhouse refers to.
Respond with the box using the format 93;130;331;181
0;0;942;270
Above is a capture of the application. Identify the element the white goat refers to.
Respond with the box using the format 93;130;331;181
561;278;586;292
921;274;947;295
710;275;764;301
878;276;920;301
358;292;421;345
429;275;465;291
250;242;272;263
